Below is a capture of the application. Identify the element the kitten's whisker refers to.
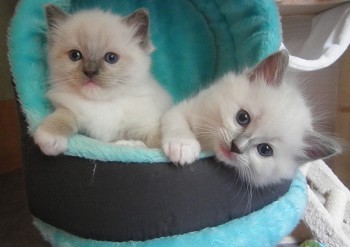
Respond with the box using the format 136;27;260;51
195;133;218;139
49;78;71;83
231;167;247;204
191;114;223;129
48;81;72;89
236;167;250;209
245;168;254;213
229;167;241;189
192;127;218;135
218;127;232;145
244;169;254;213
191;123;220;136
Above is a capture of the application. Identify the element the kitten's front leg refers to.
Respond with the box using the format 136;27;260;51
34;108;77;155
161;107;200;166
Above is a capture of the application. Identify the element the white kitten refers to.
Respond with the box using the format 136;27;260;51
34;5;172;155
162;50;340;187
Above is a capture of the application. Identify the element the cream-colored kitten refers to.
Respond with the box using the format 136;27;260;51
34;5;172;155
162;51;340;187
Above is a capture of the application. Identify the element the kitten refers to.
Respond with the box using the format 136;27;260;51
161;50;341;187
34;5;172;155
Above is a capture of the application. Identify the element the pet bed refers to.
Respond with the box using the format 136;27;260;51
8;0;307;246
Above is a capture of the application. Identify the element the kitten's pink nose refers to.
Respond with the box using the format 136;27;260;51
230;141;241;154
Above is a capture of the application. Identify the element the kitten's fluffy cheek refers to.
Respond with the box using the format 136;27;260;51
249;155;279;185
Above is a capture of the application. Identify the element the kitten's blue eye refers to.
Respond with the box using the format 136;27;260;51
69;50;82;61
104;52;119;64
257;143;273;157
236;109;250;127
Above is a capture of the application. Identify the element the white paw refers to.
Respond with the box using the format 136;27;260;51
34;128;68;156
113;140;148;148
163;138;200;166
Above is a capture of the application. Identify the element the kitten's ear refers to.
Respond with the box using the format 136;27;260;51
249;50;289;87
297;131;342;164
124;8;154;53
45;4;69;31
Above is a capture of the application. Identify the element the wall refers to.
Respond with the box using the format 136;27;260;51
334;49;350;188
0;0;18;100
0;0;20;174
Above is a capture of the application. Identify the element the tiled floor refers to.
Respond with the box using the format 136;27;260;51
0;169;50;247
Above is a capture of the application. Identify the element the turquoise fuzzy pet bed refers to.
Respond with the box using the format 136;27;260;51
8;0;307;246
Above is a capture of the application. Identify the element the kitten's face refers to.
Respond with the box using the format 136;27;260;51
210;75;311;187
46;7;153;100
205;51;340;187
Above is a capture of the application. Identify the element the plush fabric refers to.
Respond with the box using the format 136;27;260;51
33;172;307;247
8;0;281;163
